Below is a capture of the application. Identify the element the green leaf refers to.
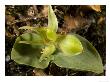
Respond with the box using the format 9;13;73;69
53;34;103;74
48;5;58;32
11;33;52;68
46;28;57;41
19;26;47;34
59;34;83;56
19;26;48;42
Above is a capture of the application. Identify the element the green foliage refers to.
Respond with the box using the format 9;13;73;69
53;34;103;73
11;5;103;74
48;5;58;32
59;34;83;56
46;28;57;41
39;44;55;62
11;33;51;69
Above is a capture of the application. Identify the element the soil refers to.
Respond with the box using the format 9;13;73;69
5;5;106;76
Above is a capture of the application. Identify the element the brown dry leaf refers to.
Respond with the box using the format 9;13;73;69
5;31;13;37
33;5;38;15
79;5;101;13
33;68;47;76
41;5;48;17
6;15;15;24
63;15;92;32
27;7;35;17
64;15;76;31
88;5;101;12
98;16;105;25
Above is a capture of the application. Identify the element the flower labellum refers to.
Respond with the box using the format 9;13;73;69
59;34;83;56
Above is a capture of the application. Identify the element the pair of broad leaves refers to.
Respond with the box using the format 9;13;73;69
11;6;103;74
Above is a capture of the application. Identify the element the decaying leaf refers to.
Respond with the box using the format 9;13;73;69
98;16;105;25
63;15;93;32
6;15;15;24
33;68;47;76
33;5;38;15
80;5;101;12
41;5;48;17
27;7;35;17
89;5;101;12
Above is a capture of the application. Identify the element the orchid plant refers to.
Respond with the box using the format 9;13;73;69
11;5;103;74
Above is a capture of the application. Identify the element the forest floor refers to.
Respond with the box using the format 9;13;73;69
5;5;106;76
